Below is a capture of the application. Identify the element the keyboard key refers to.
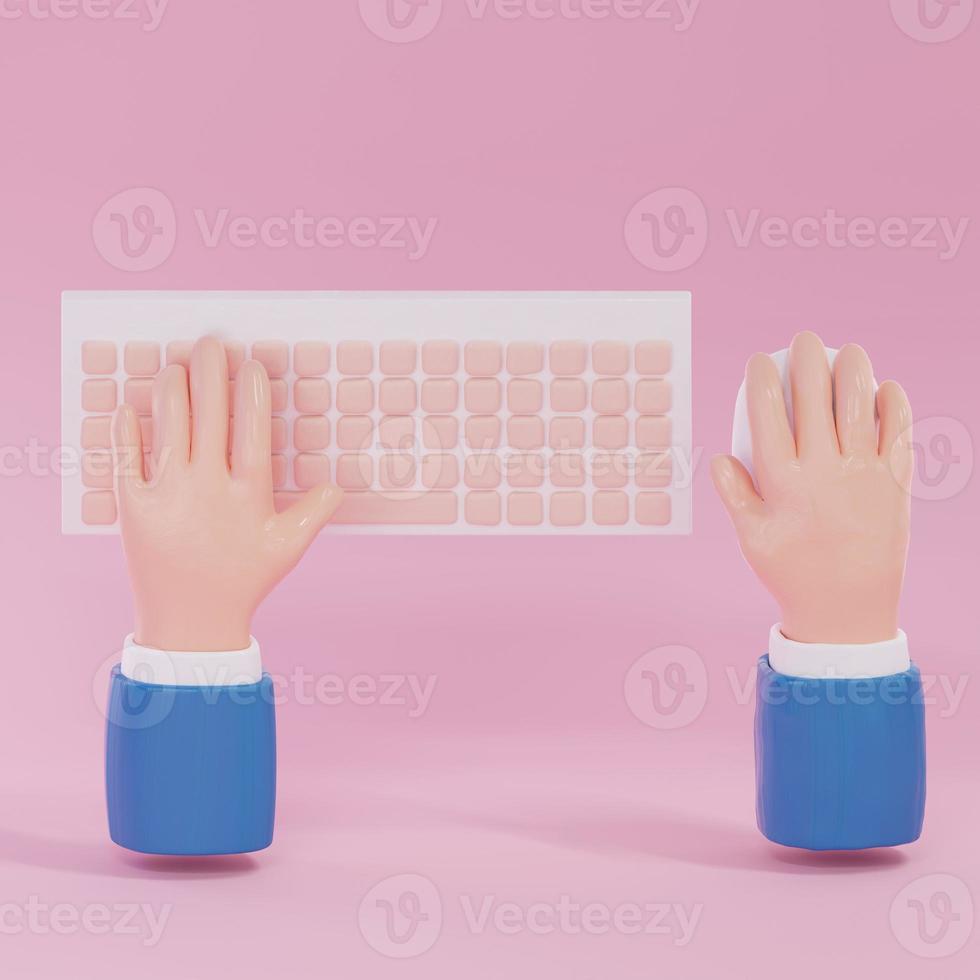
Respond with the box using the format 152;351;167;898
636;340;672;376
379;416;415;450
465;341;502;376
465;455;501;489
465;378;501;413
592;341;629;375
551;378;586;412
294;378;330;414
508;379;543;414
379;378;417;415
507;453;545;488
465;415;501;450
421;378;458;413
82;341;116;375
591;378;629;414
380;340;417;375
636;452;672;487
124;341;160;376
422;340;459;375
422;415;458;450
337;378;374;414
337;341;373;375
507;416;544;450
81;417;113;449
421;454;459;489
294;416;330;452
549;417;585;450
82;490;117;525
294;341;330;376
550;491;586;527
333;491;457;525
252;341;289;377
124;379;153;415
636;492;672;526
466;491;501;526
635;379;672;415
593;490;629;525
506;342;544;376
379;454;416;489
550;453;585;488
294;453;330;489
549;341;587;376
593;415;628;449
337;453;373;489
592;453;629;489
337;415;373;451
508;492;543;526
636;416;672;449
82;379;117;413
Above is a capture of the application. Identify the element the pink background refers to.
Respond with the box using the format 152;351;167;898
1;1;978;976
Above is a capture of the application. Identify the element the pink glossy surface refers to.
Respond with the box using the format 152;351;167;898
1;3;978;978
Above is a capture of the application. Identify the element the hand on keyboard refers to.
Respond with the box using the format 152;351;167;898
111;336;343;651
711;331;913;644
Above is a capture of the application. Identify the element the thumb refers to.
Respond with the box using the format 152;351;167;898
710;454;763;531
273;482;344;553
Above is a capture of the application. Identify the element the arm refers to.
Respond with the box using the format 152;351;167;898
711;331;925;850
105;336;342;855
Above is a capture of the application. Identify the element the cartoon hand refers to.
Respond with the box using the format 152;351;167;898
111;336;342;652
711;331;913;644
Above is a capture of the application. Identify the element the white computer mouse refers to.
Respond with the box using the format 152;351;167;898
731;345;878;487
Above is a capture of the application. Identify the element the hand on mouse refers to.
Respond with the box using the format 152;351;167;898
111;336;343;652
711;331;913;645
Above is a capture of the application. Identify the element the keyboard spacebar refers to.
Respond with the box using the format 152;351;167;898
332;491;458;525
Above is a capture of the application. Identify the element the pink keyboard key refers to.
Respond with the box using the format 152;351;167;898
507;416;544;450
636;492;672;526
464;378;501;413
508;379;543;414
592;453;629;489
380;340;417;375
82;451;113;489
337;341;373;375
464;341;502;376
594;416;628;449
507;453;545;488
506;342;544;376
225;342;246;378
81;341;116;375
379;378;417;415
549;341;587;376
270;379;288;413
550;491;586;527
294;453;330;489
82;379;117;413
123;378;153;415
294;416;330;452
337;454;373;489
294;341;330;377
124;342;160;376
635;379;672;415
549;417;585;450
551;378;586;412
166;341;193;368
636;452;672;488
593;490;629;525
379;454;416;489
333;491;458;525
82;490;117;525
421;454;459;489
252;341;289;377
421;378;458;414
421;340;458;375
423;416;458;450
592;341;629;375
591;378;629;414
337;379;374;414
550;453;585;488
294;378;330;414
379;416;415;450
508;492;543;526
465;416;501;450
81;417;112;450
465;455;501;489
636;340;672;376
337;416;373;451
270;417;287;453
636;416;672;449
466;491;501;526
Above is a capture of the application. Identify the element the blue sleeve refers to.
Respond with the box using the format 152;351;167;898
755;655;926;850
105;666;276;856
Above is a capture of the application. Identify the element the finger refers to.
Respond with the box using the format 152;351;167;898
189;336;230;469
271;483;344;555
789;331;837;457
833;343;877;456
151;364;190;479
111;403;146;501
232;360;272;481
745;352;795;492
878;380;913;487
711;454;764;532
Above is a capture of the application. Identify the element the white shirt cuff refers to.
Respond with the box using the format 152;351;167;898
768;624;910;679
121;634;263;687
